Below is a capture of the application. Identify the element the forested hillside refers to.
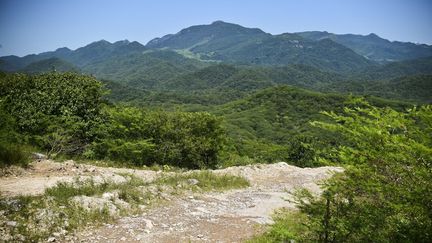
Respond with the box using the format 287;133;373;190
1;19;431;243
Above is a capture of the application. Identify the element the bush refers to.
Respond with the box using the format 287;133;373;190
291;100;432;242
90;106;226;169
0;72;106;158
0;104;30;167
0;143;30;167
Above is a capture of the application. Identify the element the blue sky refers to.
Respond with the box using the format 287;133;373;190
0;0;431;56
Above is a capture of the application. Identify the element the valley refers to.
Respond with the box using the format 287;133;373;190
1;19;431;242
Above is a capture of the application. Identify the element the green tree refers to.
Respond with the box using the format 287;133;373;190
0;72;106;156
89;106;225;168
294;99;432;242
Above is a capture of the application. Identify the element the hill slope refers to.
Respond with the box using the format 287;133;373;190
20;57;79;73
296;31;432;62
147;21;374;73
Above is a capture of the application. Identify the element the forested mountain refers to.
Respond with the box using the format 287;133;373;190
1;21;431;105
21;57;79;74
350;56;432;81
296;31;432;62
147;21;373;72
81;50;207;89
210;85;410;166
0;40;147;71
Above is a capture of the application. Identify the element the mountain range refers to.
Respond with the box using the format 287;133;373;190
1;21;431;103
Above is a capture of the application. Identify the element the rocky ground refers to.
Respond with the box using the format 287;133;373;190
0;160;343;242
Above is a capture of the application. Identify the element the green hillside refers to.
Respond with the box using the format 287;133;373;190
211;86;410;166
21;57;79;74
297;31;432;62
147;21;373;73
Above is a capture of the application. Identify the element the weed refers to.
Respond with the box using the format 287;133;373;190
247;209;307;243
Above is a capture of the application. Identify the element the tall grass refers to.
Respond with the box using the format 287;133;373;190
0;143;30;167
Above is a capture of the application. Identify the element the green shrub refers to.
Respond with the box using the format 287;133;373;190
292;100;432;242
90;106;225;169
0;72;106;157
0;143;30;167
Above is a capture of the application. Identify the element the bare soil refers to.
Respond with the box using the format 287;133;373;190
0;160;343;242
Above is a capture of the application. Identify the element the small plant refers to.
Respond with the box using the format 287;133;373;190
155;171;250;192
248;209;307;243
0;143;30;167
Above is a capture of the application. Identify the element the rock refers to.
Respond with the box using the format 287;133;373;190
47;237;56;242
102;192;117;200
31;152;47;160
6;221;17;227
71;196;118;216
187;178;199;185
142;219;153;230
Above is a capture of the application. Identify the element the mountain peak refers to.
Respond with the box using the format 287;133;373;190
211;20;228;25
113;39;130;45
367;33;380;39
55;47;71;52
91;39;112;45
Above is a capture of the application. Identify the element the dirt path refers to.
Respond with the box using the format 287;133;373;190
70;163;343;242
0;161;342;242
0;160;158;197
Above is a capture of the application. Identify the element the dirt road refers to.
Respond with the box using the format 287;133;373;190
70;162;343;242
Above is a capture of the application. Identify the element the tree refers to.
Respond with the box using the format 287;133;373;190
293;99;432;242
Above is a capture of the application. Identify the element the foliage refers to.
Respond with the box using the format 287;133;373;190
297;31;432;63
0;72;106;156
0;104;30;167
154;171;250;192
282;100;432;242
214;86;408;166
248;210;308;243
21;57;79;74
89;106;225;169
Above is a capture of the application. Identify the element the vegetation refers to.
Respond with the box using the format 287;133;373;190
296;31;432;62
213;86;409;167
252;100;432;242
154;171;250;192
88;106;225;169
0;20;431;243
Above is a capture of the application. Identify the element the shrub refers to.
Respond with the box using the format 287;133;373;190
90;106;226;169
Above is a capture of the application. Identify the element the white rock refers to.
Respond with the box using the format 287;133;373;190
187;178;199;185
6;221;17;227
142;219;153;230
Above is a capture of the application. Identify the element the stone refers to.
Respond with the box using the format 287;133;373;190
47;237;56;242
71;196;118;216
31;152;47;160
142;219;153;230
6;221;17;227
187;178;199;185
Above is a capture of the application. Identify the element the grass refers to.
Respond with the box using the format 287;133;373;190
154;170;250;192
74;158;185;172
0;170;249;242
0;143;31;168
247;209;307;243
